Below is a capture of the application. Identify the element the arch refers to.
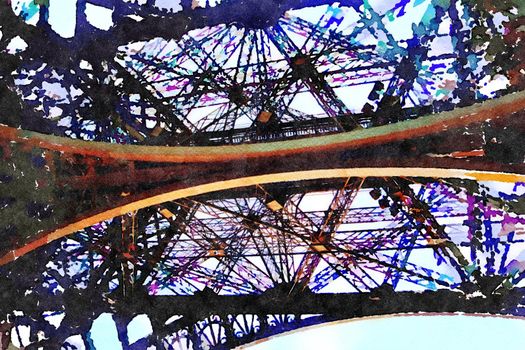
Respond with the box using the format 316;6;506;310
238;313;525;349
1;89;524;162
1;167;524;265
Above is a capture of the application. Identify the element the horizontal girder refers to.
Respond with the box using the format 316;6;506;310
0;91;524;264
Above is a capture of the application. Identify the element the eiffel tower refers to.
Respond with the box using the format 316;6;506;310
0;0;524;348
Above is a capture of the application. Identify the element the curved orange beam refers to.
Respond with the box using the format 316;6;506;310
1;90;524;162
1;167;524;266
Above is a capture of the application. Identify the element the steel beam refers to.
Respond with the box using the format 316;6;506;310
0;92;524;264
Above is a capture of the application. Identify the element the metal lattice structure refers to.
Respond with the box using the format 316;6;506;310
0;0;525;349
1;0;523;144
2;176;525;348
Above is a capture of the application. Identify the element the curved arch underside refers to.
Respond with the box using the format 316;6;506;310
1;148;525;348
1;90;525;265
1;167;524;266
2;89;524;162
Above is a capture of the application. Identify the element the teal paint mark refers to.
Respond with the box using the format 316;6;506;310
20;1;39;21
421;5;436;26
467;54;479;70
432;0;450;10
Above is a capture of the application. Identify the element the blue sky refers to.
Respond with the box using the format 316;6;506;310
242;314;525;350
84;313;525;349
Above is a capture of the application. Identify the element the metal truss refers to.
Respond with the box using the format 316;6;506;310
1;0;521;145
1;92;525;266
1;176;525;348
0;1;524;349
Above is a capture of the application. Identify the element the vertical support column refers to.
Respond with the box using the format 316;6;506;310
189;323;203;350
112;314;131;350
293;177;364;290
121;211;138;298
0;322;11;350
222;315;238;349
257;314;268;339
